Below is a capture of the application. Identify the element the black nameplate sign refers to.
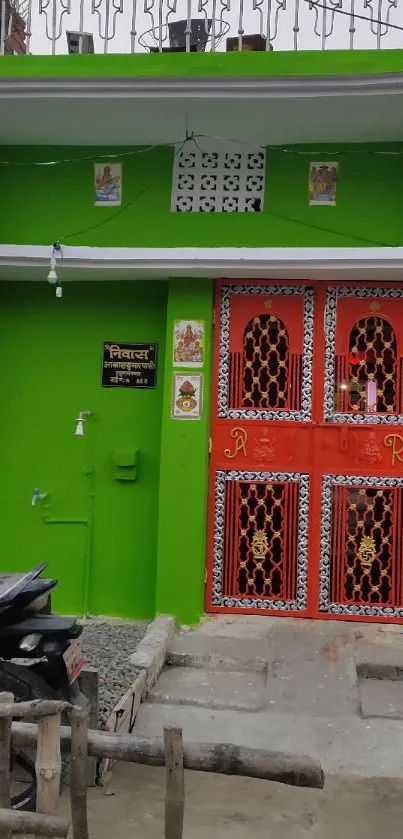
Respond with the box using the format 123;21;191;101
102;342;157;389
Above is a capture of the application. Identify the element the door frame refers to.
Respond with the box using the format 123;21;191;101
206;278;403;622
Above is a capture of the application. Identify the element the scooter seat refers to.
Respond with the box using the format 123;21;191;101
0;614;80;637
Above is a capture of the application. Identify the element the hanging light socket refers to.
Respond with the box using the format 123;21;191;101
47;243;62;285
47;266;58;284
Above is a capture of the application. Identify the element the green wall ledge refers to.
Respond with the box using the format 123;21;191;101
1;50;403;79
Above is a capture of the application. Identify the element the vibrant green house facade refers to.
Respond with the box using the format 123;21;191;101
2;45;403;624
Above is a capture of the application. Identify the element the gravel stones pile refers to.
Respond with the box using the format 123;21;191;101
80;620;148;727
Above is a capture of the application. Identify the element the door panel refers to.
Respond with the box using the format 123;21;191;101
319;475;403;617
207;281;314;616
318;284;403;620
210;468;309;612
324;286;403;424
217;283;314;422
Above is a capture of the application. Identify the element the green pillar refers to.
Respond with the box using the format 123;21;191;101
155;277;213;625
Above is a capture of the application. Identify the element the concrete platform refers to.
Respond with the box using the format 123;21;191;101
148;666;267;711
135;616;403;778
134;701;403;777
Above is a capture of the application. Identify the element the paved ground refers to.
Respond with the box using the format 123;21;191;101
135;615;403;777
58;764;403;838
50;616;403;837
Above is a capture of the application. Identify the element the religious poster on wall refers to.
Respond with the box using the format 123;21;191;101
173;320;204;368
171;374;203;420
309;162;338;206
94;163;122;206
102;342;157;388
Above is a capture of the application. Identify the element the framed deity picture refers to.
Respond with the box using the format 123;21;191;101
171;373;203;420
173;319;205;368
94;163;122;206
309;162;338;206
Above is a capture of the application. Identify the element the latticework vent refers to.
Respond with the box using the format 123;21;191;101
171;145;266;213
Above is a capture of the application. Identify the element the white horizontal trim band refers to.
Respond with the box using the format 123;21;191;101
1;74;403;100
1;245;403;281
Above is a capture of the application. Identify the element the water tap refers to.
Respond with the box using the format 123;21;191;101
31;489;47;507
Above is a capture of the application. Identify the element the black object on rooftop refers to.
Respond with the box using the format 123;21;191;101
148;18;212;52
226;34;273;51
67;31;95;54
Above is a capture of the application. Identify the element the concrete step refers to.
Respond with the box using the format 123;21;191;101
147;666;267;712
359;678;403;720
167;632;269;673
267;653;359;717
356;643;403;681
196;616;272;640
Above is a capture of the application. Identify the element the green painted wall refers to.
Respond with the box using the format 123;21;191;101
1;144;402;248
1;138;402;622
0;281;167;618
2;51;403;78
156;278;213;625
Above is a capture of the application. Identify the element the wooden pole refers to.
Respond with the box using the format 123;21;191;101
36;711;62;837
164;726;184;839
0;808;69;837
0;700;69;719
12;723;325;789
70;706;90;839
0;693;13;839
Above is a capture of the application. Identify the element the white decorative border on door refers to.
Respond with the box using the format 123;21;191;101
212;469;309;611
324;286;403;425
218;284;314;421
320;473;403;618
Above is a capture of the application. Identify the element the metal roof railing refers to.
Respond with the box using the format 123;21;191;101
1;0;402;55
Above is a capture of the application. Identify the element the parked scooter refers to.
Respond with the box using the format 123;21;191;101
0;563;86;810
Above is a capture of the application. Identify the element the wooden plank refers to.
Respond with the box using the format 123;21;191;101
36;712;62;837
164;726;184;839
103;670;147;737
0;693;13;839
13;722;325;789
79;668;99;786
98;670;146;781
70;706;90;839
0;699;69;719
0;808;69;837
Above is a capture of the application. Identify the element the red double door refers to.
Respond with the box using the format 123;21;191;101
206;280;403;622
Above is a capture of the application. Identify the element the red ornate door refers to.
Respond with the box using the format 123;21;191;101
206;280;403;621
